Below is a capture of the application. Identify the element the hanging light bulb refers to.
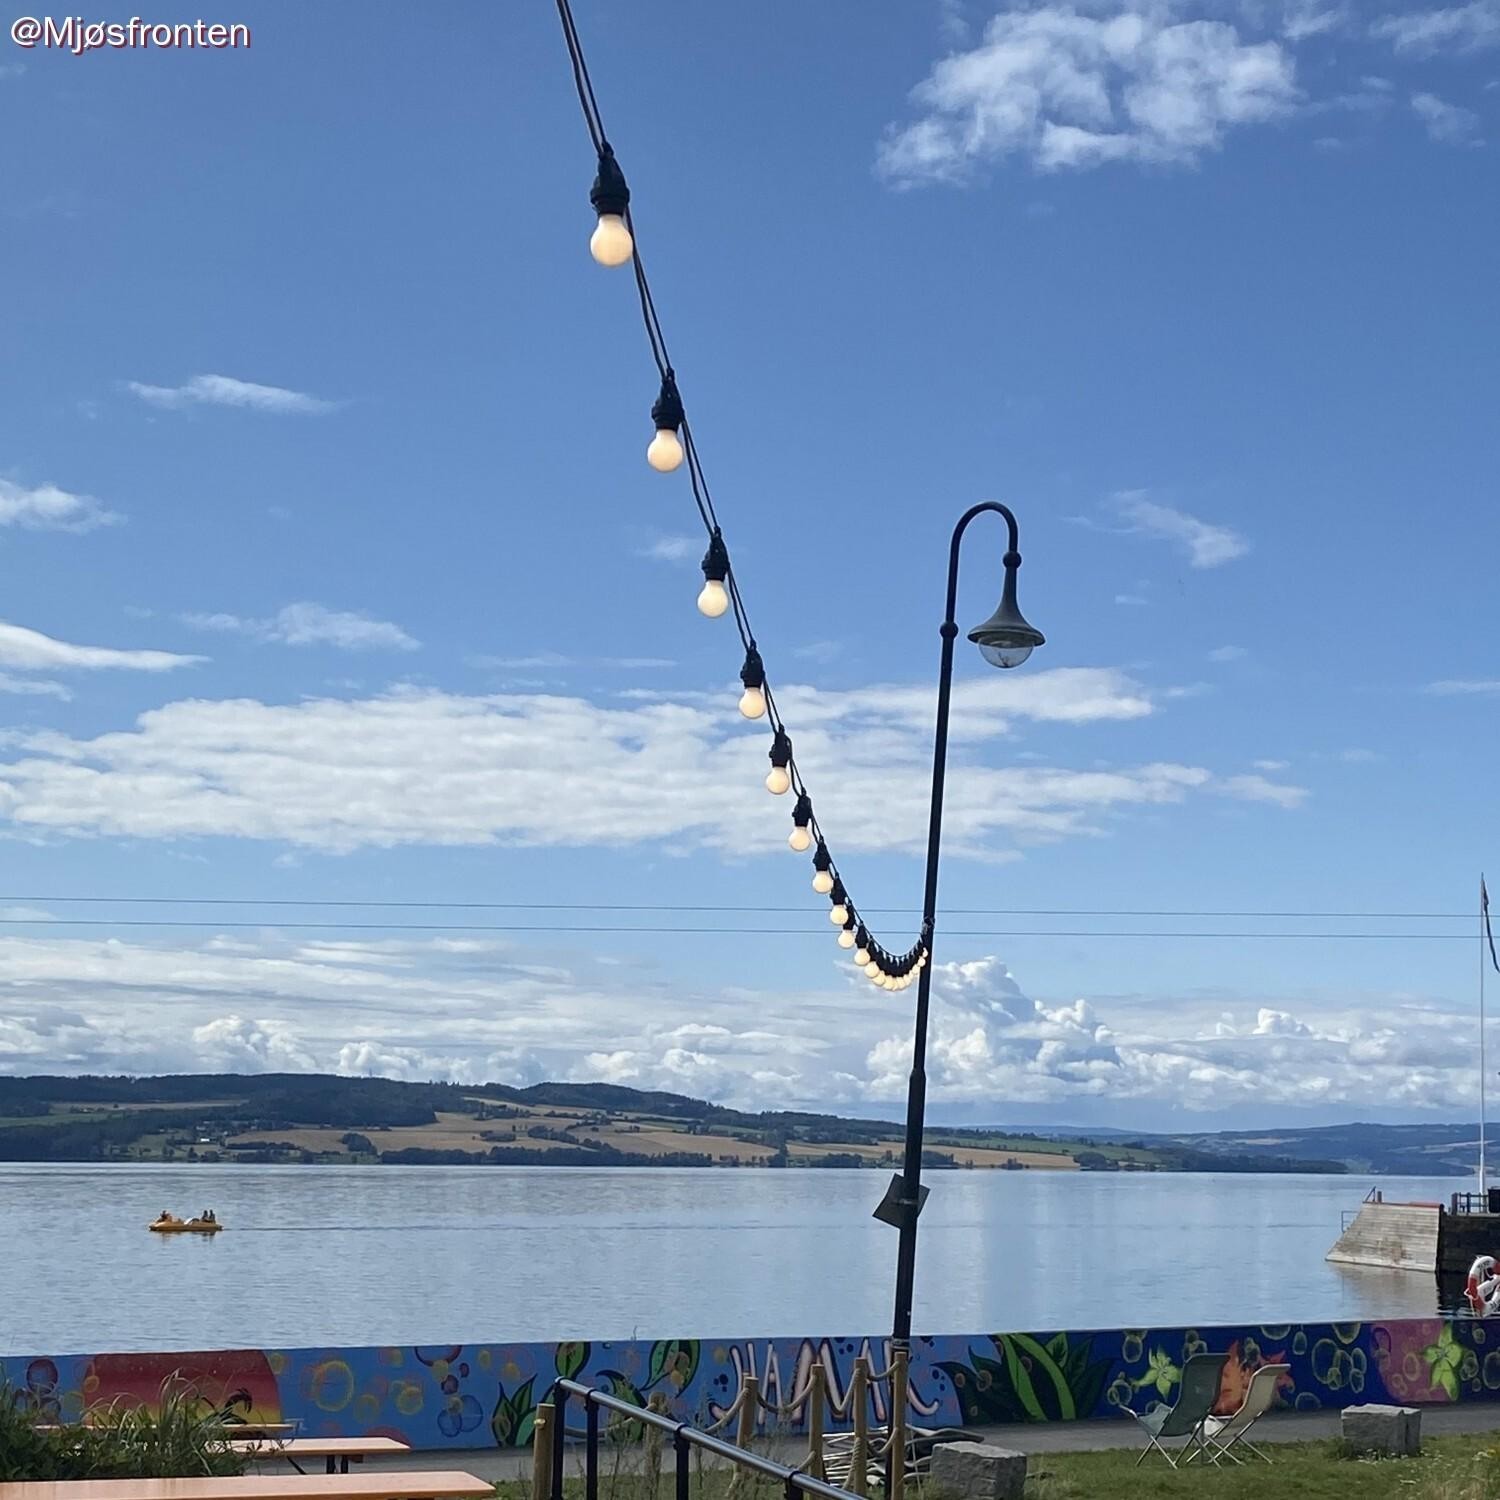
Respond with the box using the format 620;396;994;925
766;728;792;795
828;880;849;926
647;372;685;473
837;927;856;949
697;531;730;619
738;646;767;720
588;146;633;267
864;959;881;978
811;843;833;894
853;927;871;967
788;791;813;853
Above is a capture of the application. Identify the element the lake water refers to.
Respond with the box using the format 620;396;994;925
0;1164;1465;1355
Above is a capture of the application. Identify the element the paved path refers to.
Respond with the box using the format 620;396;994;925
349;1402;1500;1483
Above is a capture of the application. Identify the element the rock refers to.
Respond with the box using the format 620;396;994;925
928;1440;1027;1500
1341;1403;1422;1457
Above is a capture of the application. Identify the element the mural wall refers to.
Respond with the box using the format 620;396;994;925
5;1319;1499;1450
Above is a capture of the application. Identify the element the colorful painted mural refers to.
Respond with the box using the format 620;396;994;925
5;1319;1500;1450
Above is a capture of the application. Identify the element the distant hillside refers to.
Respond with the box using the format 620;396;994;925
0;1072;1347;1172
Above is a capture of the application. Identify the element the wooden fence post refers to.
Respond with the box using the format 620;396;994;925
889;1348;909;1500
806;1363;827;1482
644;1393;668;1497
531;1402;553;1500
850;1356;870;1498
728;1372;759;1499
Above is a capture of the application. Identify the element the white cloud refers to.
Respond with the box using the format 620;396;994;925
1208;645;1247;662
0;932;1478;1122
1427;678;1500;695
1411;90;1483;142
1115;494;1250;567
0;478;120;532
1373;0;1500;53
1114;593;1149;606
0;672;1302;855
1252;758;1289;772
1283;3;1346;40
125;374;334;415
637;536;698;564
181;602;417;652
0;673;71;701
1218;772;1309;809
0;622;204;673
878;5;1299;183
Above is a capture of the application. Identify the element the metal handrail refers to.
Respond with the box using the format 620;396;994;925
549;1378;862;1500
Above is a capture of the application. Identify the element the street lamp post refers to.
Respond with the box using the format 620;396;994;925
886;502;1045;1355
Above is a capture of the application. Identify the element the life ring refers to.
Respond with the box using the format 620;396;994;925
1466;1255;1500;1316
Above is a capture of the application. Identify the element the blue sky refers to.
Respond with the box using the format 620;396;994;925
0;0;1497;1127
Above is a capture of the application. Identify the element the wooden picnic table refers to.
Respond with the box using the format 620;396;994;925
232;1438;412;1475
0;1473;493;1500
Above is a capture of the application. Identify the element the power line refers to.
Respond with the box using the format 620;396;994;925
0;895;1489;920
0;917;1487;940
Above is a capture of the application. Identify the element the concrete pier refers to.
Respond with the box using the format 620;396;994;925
1325;1199;1439;1273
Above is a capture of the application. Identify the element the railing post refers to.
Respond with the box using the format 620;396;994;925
888;1348;909;1500
585;1397;600;1500
806;1364;827;1482
551;1386;567;1500
674;1431;690;1500
850;1357;869;1499
531;1402;554;1500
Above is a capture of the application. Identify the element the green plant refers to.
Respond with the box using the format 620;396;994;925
0;1379;248;1481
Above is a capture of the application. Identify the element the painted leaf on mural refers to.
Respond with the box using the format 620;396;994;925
938;1334;1114;1427
595;1371;647;1442
490;1377;537;1449
647;1340;699;1392
555;1342;590;1382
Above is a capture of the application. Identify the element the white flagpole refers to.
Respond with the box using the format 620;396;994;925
1482;874;1488;1203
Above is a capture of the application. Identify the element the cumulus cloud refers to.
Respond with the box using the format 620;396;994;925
181;602;418;652
1115;494;1250;568
0;673;1303;855
0;931;1478;1122
0;478;120;532
125;374;335;415
878;4;1299;182
0;621;204;673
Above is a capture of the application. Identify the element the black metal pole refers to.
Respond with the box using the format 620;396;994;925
890;502;1023;1354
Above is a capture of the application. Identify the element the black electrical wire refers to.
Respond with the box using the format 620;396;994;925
552;0;915;972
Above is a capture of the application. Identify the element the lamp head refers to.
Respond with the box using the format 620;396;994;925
968;550;1044;670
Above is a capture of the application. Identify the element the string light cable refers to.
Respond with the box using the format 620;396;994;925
553;0;927;990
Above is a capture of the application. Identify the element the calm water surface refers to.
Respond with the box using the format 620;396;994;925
0;1165;1461;1354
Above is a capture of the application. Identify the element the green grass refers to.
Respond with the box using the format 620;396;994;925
1027;1435;1500;1500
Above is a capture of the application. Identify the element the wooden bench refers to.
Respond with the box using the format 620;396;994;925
231;1438;412;1475
0;1473;493;1500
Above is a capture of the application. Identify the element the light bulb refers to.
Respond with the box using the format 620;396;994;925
855;946;871;966
838;929;856;949
812;869;834;895
739;685;767;720
647;428;684;473
765;765;792;795
829;903;849;926
789;825;813;853
864;960;881;978
697;580;729;618
590;213;633;267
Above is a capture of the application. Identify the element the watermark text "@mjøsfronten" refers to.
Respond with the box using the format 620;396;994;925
10;15;250;52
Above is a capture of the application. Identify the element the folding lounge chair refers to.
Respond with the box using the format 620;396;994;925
1192;1362;1288;1465
1126;1352;1229;1467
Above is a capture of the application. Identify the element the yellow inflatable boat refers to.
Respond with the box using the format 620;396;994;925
149;1214;223;1234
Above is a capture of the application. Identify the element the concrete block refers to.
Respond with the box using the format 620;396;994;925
929;1440;1027;1500
1341;1403;1422;1457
